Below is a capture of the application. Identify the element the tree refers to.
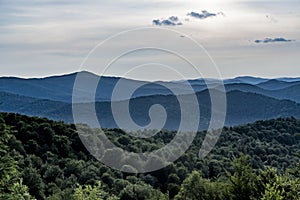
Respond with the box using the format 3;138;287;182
229;155;257;200
72;181;118;200
22;166;45;199
175;171;226;200
261;182;284;200
0;124;33;200
257;167;300;199
119;183;167;200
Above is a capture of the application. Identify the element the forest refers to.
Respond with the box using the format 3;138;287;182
0;112;300;199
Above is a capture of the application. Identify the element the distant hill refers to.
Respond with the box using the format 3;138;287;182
256;79;300;90
224;83;300;103
1;72;300;130
0;91;70;121
224;76;269;84
0;72;195;102
225;90;300;125
1;72;300;103
1;89;300;130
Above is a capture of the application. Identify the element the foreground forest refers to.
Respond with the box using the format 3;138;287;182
0;112;300;199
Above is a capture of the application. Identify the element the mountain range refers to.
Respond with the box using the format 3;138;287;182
1;71;300;130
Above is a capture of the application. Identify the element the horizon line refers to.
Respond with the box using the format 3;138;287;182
1;70;300;82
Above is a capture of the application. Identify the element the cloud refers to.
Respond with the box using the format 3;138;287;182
187;10;217;19
255;37;294;43
152;11;222;26
152;16;183;26
168;16;179;22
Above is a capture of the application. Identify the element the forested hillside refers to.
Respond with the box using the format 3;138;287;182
1;112;300;199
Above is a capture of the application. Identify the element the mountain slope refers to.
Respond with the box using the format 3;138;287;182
226;90;300;125
256;79;300;90
1;90;300;130
0;71;216;102
1;72;300;103
225;83;300;103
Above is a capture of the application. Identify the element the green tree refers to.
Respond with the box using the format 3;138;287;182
175;171;226;200
261;182;284;200
229;155;257;200
73;181;118;200
23;166;45;199
0;124;33;200
119;183;167;200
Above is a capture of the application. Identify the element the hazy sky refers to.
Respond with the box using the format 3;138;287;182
0;0;299;80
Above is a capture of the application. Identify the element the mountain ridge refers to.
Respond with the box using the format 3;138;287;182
1;71;300;103
1;71;300;130
1;89;300;130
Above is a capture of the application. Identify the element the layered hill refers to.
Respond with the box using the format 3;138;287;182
1;71;300;130
1;72;300;103
1;89;300;130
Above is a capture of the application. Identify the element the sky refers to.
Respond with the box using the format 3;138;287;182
0;0;299;80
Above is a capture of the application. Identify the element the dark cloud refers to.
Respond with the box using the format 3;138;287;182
187;10;217;19
152;11;223;26
152;16;183;26
255;37;294;43
169;16;179;22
